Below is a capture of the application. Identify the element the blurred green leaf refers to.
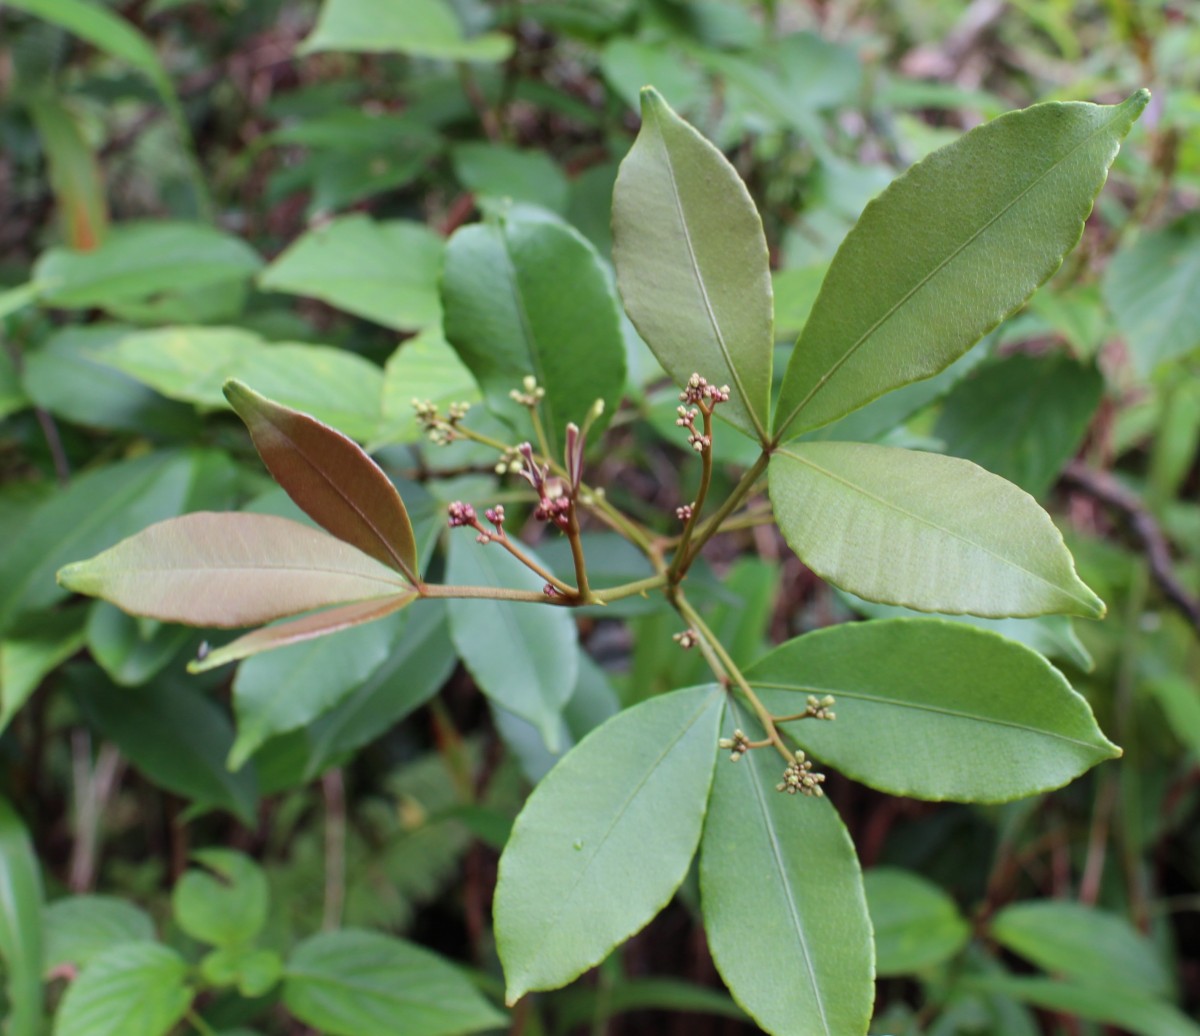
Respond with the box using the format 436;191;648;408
0;607;87;731
85;603;193;687
43;896;155;974
199;945;283;998
54;942;192;1036
28;96;108;250
452;143;568;214
0;797;44;1036
300;0;513;62
865;868;970;975
173;850;268;949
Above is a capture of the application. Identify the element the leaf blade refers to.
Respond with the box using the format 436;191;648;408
0;797;44;1036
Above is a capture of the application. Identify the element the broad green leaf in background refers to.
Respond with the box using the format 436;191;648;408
34;222;259;310
612;88;773;441
495;685;724;1002
28;96;108;251
371;328;481;450
451;143;569;214
865;868;970;976
934;351;1104;498
1105;213;1200;376
769;443;1104;618
226;604;410;770
69;668;259;824
54;941;192;1036
700;708;873;1036
990;900;1173;999
98;327;384;441
0;607;87;732
300;0;513;62
0;451;202;634
600;39;706;115
0;797;43;1036
199;945;283;998
0;349;25;421
1149;675;1200;757
225;380;418;580
57;512;410;628
173;851;268;949
284;929;505;1036
85;603;194;687
442;214;626;454
752;619;1118;801
773;92;1148;441
445;534;578;750
259;215;443;332
43;896;155;974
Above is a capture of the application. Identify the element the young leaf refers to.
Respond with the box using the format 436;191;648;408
612;87;773;442
441;214;626;454
495;685;724;1003
0;797;43;1036
224;380;419;581
750;619;1119;801
54;942;192;1036
865;869;970;976
773;91;1148;441
284;929;505;1036
172;850;268;949
769;443;1104;618
445;534;578;750
700;712;873;1036
57;512;409;628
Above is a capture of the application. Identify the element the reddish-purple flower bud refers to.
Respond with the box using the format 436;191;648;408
447;501;477;528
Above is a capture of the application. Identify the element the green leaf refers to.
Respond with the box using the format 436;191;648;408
964;976;1200;1036
259;215;443;332
934;352;1103;498
751;619;1119;801
173;850;268;949
0;451;202;635
43;896;155;974
0;607;87;731
451;143;569;214
442;214;626;454
284;929;505;1036
54;942;192;1036
496;685;724;1002
35;222;259;311
225;380;418;580
199;946;283;998
1148;675;1200;757
371;328;481;450
612;87;773;441
57;512;410;628
85;603;194;687
227;603;410;770
28;96;108;250
300;0;513;62
773;92;1148;441
769;443;1104;618
1105;213;1200;376
98;326;384;442
700;708;873;1036
0;797;44;1036
865;868;970;976
990;900;1172;998
69;668;258;824
445;534;578;750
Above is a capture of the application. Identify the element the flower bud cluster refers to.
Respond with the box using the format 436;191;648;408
676;503;694;522
672;628;699;649
803;694;836;721
447;501;476;528
680;373;731;407
718;728;752;762
776;750;826;797
413;398;471;445
509;375;545;409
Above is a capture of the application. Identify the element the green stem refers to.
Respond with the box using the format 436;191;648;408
677;452;770;576
420;584;567;605
187;1009;219;1036
489;530;576;596
565;506;592;602
591;573;670;604
669;408;715;581
529;407;553;465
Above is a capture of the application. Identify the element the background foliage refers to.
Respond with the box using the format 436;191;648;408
0;0;1198;1034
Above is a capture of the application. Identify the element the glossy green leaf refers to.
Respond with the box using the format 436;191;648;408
0;451;201;635
300;0;512;62
54;942;192;1036
35;222;258;310
700;708;873;1036
69;668;258;824
773;92;1148;440
1105;213;1200;376
0;797;44;1036
57;512;409;628
964;976;1200;1036
259;215;443;332
0;607;87;731
226;380;417;580
173;851;268;949
99;327;384;442
452;143;569;214
769;443;1104;618
612;88;773;441
284;929;505;1036
990;900;1172;998
865;868;970;976
445;534;578;750
85;603;193;687
496;685;724;1002
751;619;1118;801
442;214;626;454
227;603;410;770
935;352;1103;497
43;896;155;974
371;328;481;450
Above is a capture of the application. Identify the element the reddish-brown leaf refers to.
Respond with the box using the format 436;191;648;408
224;379;419;581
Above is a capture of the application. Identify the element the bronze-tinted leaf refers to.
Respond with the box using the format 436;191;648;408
57;512;409;627
224;380;419;582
